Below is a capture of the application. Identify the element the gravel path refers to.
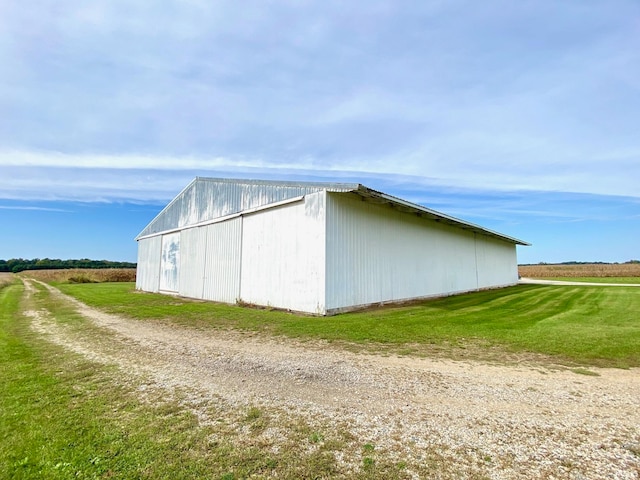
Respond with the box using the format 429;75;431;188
24;280;640;479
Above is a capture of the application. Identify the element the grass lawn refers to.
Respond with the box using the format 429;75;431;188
55;281;640;368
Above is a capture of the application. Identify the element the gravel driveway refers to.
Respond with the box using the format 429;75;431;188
24;280;640;479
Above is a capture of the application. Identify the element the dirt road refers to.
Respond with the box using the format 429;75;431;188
23;280;640;479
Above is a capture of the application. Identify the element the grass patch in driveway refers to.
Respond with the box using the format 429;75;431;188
54;282;640;368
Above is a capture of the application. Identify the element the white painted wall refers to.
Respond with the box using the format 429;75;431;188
179;227;207;299
136;236;161;292
159;232;180;292
325;193;517;313
202;218;242;304
475;234;518;288
240;192;326;314
149;218;244;303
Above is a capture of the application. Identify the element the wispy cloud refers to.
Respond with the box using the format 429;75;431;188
1;1;639;201
1;148;639;202
0;205;71;212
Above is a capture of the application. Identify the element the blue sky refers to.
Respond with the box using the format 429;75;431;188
1;1;638;264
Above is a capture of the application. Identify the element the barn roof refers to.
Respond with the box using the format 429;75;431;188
136;177;530;246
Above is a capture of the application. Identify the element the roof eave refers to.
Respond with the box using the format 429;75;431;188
134;177;199;240
353;185;531;246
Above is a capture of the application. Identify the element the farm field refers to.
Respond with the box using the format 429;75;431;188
519;262;640;283
2;276;640;478
19;268;136;283
0;272;12;287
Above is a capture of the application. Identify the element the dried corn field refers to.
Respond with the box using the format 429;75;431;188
519;263;640;278
19;268;136;283
0;272;13;287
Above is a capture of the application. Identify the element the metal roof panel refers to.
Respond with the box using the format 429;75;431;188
136;177;530;246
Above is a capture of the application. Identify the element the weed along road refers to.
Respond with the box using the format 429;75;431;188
17;279;640;479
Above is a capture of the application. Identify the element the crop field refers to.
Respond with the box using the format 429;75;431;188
519;262;640;282
0;272;12;287
18;268;136;283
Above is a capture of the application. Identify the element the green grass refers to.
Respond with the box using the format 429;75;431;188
55;282;640;368
539;277;640;284
1;279;429;479
0;280;217;479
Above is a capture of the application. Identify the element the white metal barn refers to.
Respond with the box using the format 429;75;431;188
135;177;529;315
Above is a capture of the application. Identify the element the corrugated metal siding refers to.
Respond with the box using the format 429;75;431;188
179;227;208;298
136;236;161;292
325;193;511;312
159;232;180;292
240;192;326;314
138;178;352;238
202;218;242;304
150;218;243;303
475;235;518;288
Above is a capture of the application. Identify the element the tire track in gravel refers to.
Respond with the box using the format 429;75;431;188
23;279;640;479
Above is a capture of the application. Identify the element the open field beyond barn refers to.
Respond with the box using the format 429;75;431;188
2;277;639;479
519;263;640;283
18;268;136;283
0;272;13;287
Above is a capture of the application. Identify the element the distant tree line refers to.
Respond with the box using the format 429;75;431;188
0;258;137;273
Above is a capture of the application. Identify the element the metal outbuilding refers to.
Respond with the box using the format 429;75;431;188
135;177;529;315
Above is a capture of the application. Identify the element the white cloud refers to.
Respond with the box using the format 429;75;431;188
1;1;639;201
0;205;71;212
0;148;638;203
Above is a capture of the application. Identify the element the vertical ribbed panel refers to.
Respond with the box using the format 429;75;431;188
240;193;326;314
326;193;487;312
136;236;161;292
179;227;208;298
202;217;242;304
159;232;180;292
475;235;518;288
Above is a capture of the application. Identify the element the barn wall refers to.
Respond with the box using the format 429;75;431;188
474;235;518;288
202;218;242;304
240;192;326;314
136;236;161;292
138;196;325;312
159;232;181;293
325;193;516;312
179;227;208;298
169;219;244;302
